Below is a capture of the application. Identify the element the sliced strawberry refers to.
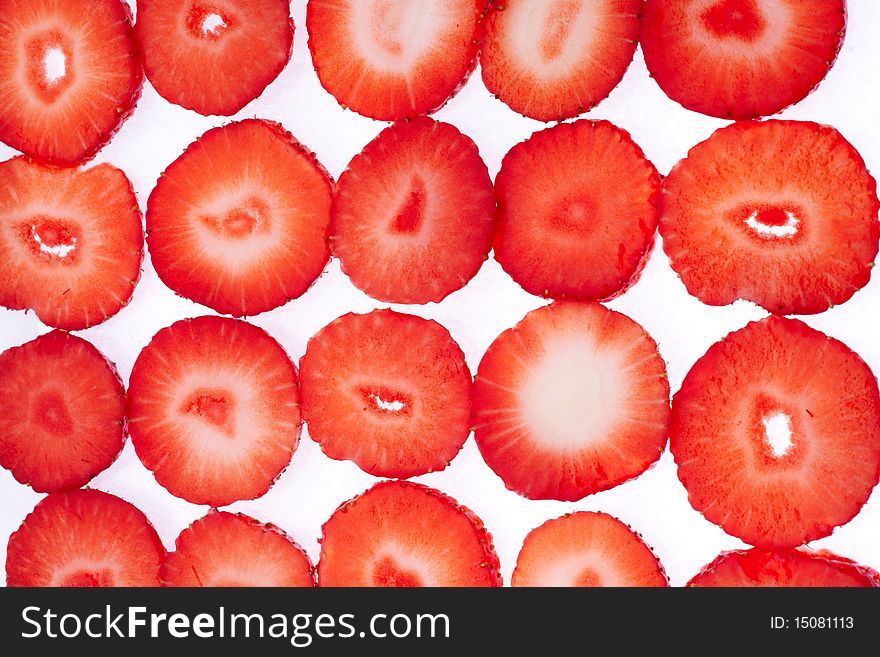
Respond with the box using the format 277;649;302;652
689;548;880;587
331;117;495;304
0;0;142;164
126;315;301;506
494;120;660;301
6;489;164;587
640;0;846;119
661;121;878;315
318;480;501;587
0;157;144;330
472;302;670;501
0;331;125;493
146;119;332;317
671;317;880;548
660;121;879;315
135;0;294;116
161;511;314;587
300;309;471;478
512;512;668;587
480;0;641;121
306;0;483;120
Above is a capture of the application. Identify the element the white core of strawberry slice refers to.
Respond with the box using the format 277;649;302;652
43;47;67;84
503;1;602;78
763;411;793;457
350;0;459;72
744;209;799;238
534;553;621;587
519;336;624;451
202;14;227;36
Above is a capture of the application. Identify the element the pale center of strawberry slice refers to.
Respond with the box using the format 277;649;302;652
18;217;79;263
762;411;793;458
732;204;802;240
538;0;581;62
391;177;426;234
200;196;270;238
180;388;235;436
549;195;596;234
519;338;624;450
701;0;767;42
360;385;412;416
750;394;801;463
33;389;74;434
186;4;232;40
25;31;74;102
372;555;424;587
353;0;442;68
60;569;114;587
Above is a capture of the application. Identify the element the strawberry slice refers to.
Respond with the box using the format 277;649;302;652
512;512;668;587
317;480;502;587
689;548;880;587
127;315;301;506
146;119;332;318
331;117;495;304
480;0;641;121
6;489;164;587
0;157;144;330
494;120;660;301
0;331;125;493
300;309;471;478
671;316;880;548
0;0;142;164
135;0;294;116
306;0;483;120
660;121;879;315
640;0;846;119
161;511;314;587
472;302;670;501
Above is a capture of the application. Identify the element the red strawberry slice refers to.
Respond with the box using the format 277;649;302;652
472;302;670;501
494;120;660;301
135;0;294;116
689;548;880;587
670;316;880;548
640;0;846;119
0;331;125;493
6;489;164;587
306;0;483;120
127;315;301;506
146;119;332;318
300;309;471;478
331;117;495;304
161;511;314;587
480;0;641;121
0;0;142;164
512;512;668;587
660;121;879;315
317;480;502;587
0;157;144;330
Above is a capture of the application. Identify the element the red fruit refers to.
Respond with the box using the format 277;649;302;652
494;120;660;301
161;511;314;587
127;316;301;506
307;0;483;120
6;489;164;587
0;157;144;330
660;121;879;315
317;481;502;587
512;512;668;587
331;117;495;304
146;119;332;317
480;0;641;121
671;316;880;548
300;309;471;478
0;0;142;164
472;302;670;501
135;0;294;116
689;548;880;587
0;331;124;493
640;0;846;119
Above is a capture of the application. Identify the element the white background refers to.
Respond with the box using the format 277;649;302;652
2;0;880;586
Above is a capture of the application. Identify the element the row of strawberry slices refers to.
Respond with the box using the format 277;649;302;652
7;485;879;587
2;116;877;331
0;0;848;165
3;303;880;549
